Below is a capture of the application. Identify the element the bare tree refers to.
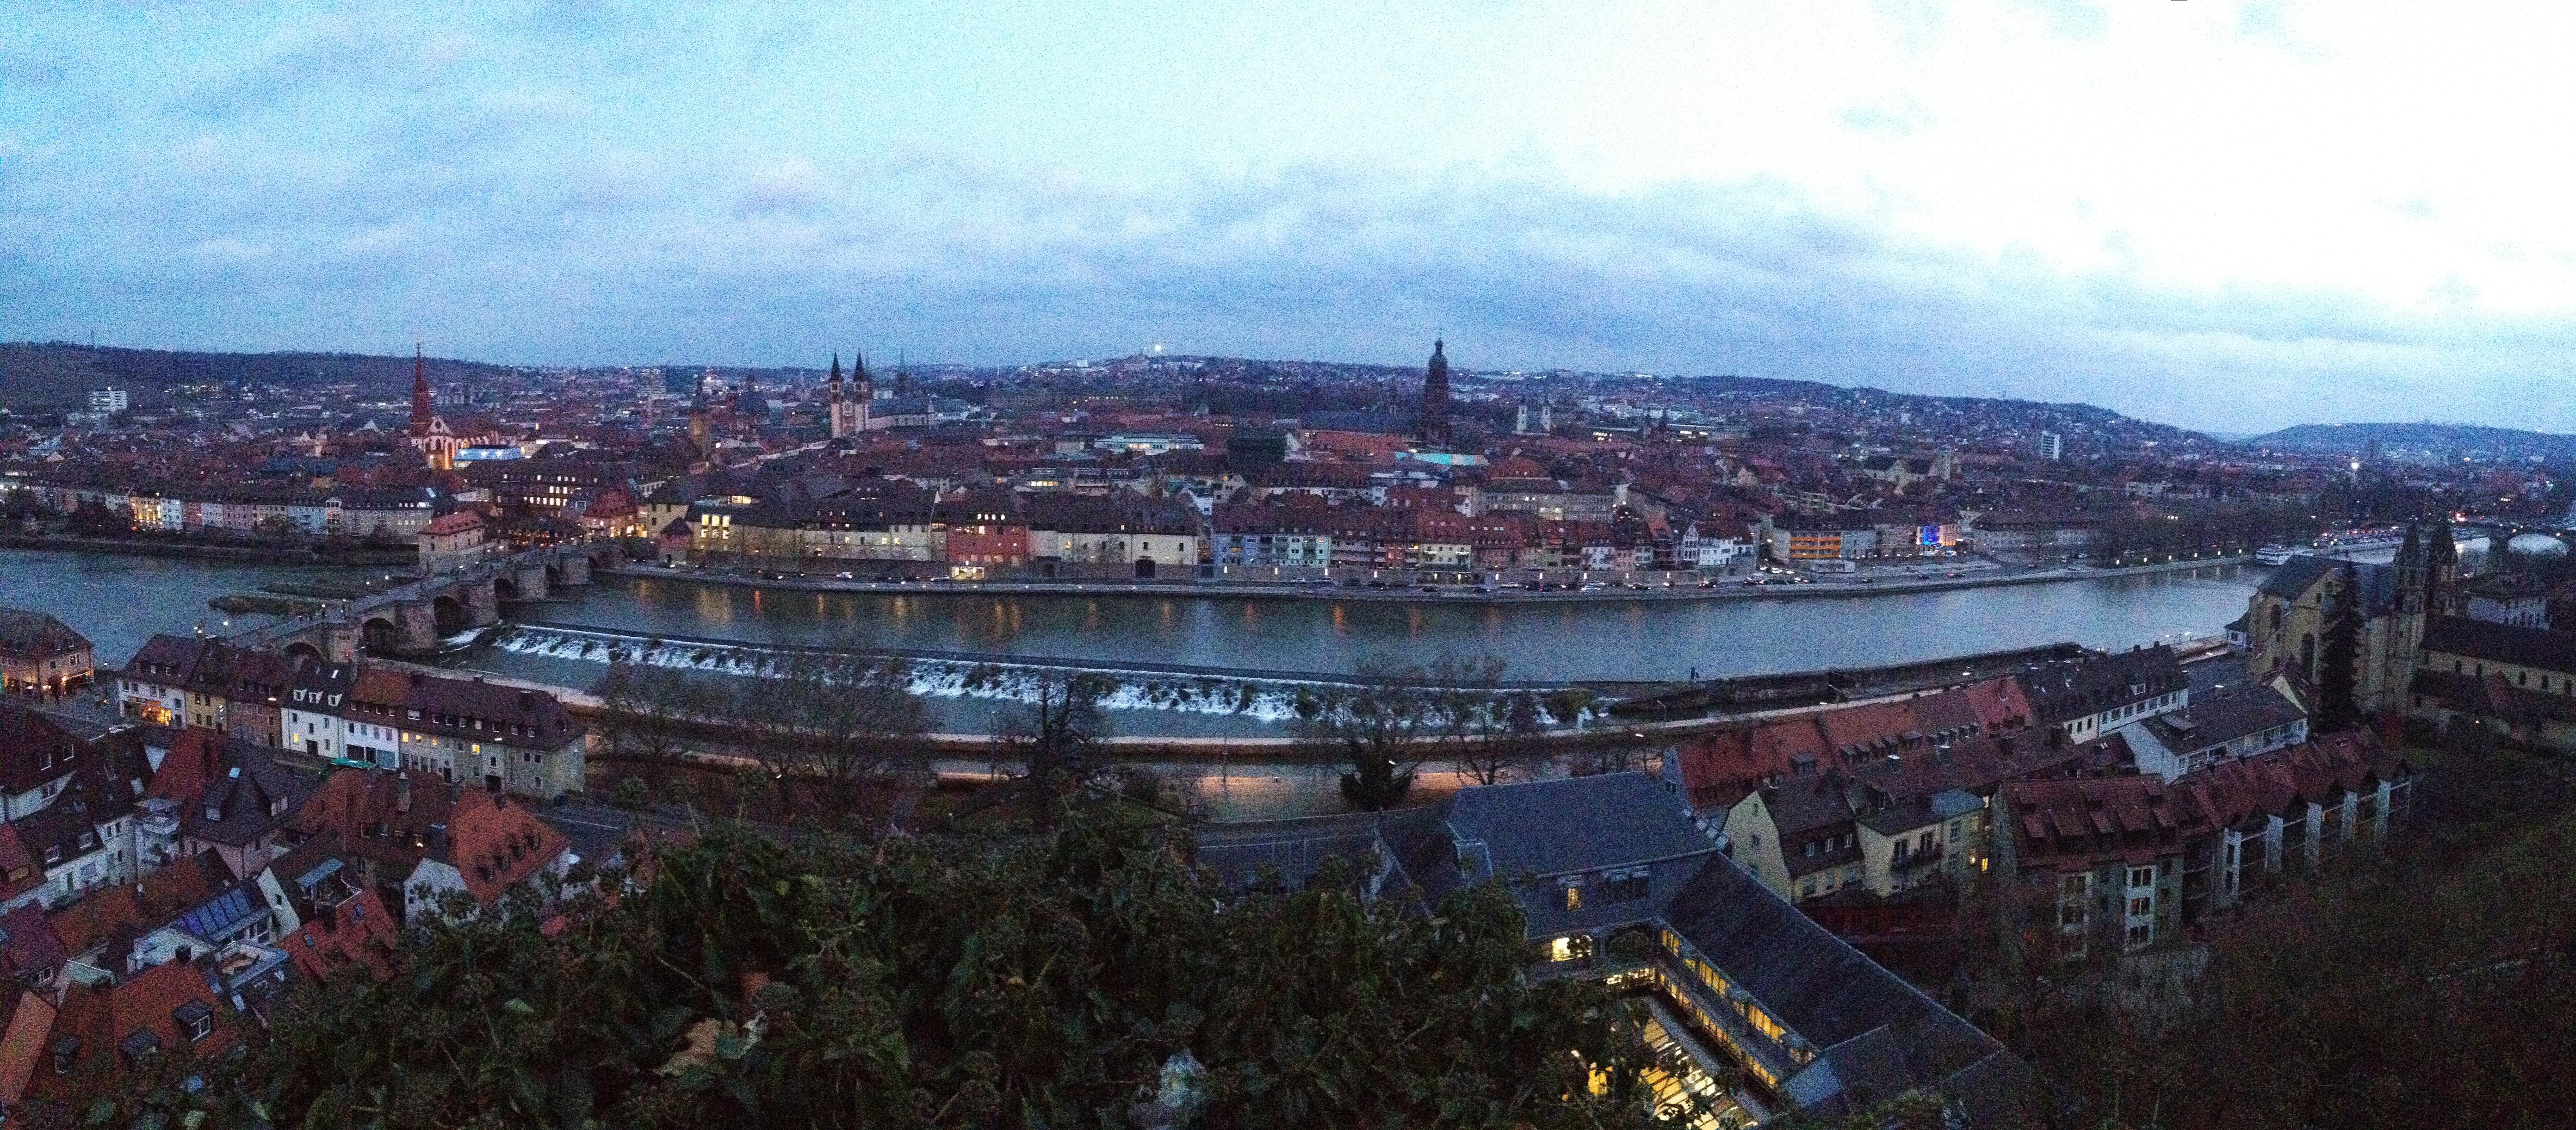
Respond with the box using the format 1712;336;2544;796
999;671;1114;829
595;659;710;765
742;644;932;788
1426;653;1542;787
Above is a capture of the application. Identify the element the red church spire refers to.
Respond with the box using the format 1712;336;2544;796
409;340;433;438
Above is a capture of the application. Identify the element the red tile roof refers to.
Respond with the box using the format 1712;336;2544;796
0;990;56;1108
1678;677;2037;810
278;889;399;981
442;790;569;904
2002;775;2200;869
0;823;44;904
33;959;238;1103
46;851;231;960
421;510;484;536
2176;729;2407;833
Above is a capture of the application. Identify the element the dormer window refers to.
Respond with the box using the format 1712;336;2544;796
119;1030;161;1066
175;1000;215;1041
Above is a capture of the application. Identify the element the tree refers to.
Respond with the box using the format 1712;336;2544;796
762;647;931;788
1430;653;1539;786
999;671;1113;830
1309;662;1435;811
596;659;712;766
2317;563;2362;731
66;497;127;536
242;808;1683;1129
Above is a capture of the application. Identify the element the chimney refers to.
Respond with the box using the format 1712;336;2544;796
395;773;412;814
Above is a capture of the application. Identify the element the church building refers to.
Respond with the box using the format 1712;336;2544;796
2241;523;2456;715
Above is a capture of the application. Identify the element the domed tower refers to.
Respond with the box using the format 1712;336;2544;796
1418;339;1452;447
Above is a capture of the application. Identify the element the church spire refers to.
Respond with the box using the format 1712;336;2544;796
409;339;433;439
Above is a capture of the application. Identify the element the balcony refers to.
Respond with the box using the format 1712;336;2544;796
137;797;181;838
1889;843;1946;873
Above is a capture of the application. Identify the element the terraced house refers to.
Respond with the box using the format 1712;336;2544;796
122;641;584;802
1996;730;2413;959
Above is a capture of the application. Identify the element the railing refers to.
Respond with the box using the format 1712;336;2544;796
1890;843;1946;872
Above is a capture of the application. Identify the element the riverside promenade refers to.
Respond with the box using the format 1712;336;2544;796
607;552;2254;605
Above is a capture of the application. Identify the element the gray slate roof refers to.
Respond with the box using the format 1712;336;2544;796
2258;555;2403;615
2420;615;2576;675
1660;854;2017;1118
1439;772;1714;880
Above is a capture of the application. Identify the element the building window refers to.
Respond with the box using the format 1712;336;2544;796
1562;883;1584;911
2127;865;2155;889
1603;869;1650;903
2129;895;2152;917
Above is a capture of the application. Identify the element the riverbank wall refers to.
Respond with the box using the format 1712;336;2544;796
602;553;2252;606
0;532;415;567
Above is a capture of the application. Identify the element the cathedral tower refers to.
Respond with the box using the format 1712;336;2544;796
1418;339;1452;447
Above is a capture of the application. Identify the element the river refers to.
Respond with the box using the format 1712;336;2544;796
4;546;2260;738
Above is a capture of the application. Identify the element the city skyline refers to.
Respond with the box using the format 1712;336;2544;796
7;2;2576;434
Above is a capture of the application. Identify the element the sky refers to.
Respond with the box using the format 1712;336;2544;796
4;1;2574;435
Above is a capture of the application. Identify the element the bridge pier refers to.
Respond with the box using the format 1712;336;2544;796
514;565;552;602
272;621;361;664
463;578;501;627
391;601;442;656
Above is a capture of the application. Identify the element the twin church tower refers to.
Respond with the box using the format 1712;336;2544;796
825;352;873;439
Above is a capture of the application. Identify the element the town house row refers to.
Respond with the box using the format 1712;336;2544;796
119;636;584;801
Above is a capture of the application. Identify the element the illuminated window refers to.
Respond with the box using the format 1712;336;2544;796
1563;884;1583;911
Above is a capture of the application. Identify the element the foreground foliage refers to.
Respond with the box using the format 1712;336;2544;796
241;809;1673;1129
1995;736;2576;1130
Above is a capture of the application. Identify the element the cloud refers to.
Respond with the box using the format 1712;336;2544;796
6;2;2576;437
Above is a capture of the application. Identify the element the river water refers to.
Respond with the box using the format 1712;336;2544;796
517;567;2255;683
5;546;2260;740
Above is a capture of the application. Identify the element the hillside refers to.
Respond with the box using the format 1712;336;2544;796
2247;421;2576;460
0;341;521;410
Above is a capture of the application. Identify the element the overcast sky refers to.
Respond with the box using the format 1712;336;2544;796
5;1;2573;433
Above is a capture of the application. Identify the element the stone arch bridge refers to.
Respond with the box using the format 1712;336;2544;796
241;544;622;661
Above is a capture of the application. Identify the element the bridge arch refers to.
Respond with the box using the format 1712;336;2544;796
494;574;520;601
283;640;322;662
431;593;467;636
359;615;398;656
545;562;564;587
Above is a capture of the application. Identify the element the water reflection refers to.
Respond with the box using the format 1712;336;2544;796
526;566;2256;683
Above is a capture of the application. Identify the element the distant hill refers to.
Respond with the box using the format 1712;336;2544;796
0;341;520;410
2245;421;2576;460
